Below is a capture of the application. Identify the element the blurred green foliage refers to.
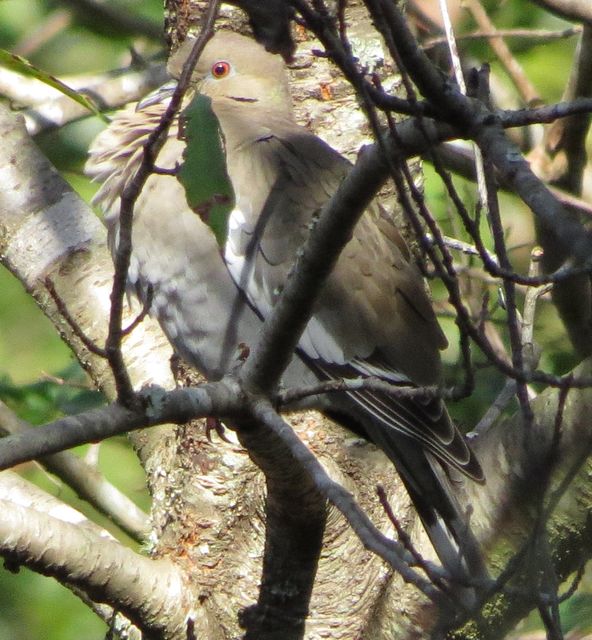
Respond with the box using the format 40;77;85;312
0;270;72;385
0;0;588;637
0;364;103;422
0;565;107;640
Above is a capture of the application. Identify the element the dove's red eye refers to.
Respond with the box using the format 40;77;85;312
211;61;231;78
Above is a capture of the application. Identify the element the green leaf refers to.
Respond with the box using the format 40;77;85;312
0;48;107;121
178;93;234;248
0;364;104;426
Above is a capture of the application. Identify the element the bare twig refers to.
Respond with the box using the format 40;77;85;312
499;97;592;129
423;26;582;50
122;284;153;337
376;485;451;593
105;0;221;405
469;379;518;437
480;75;535;432
45;277;107;358
470;248;548;436
464;0;541;105
278;377;442;407
520;248;552;372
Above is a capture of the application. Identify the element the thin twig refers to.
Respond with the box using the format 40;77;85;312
520;247;551;372
376;485;451;592
45;277;107;358
463;0;541;105
121;285;153;337
423;26;582;50
105;0;221;406
469;379;517;437
278;377;443;406
477;72;534;434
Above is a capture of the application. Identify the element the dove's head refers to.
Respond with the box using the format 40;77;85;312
168;31;293;115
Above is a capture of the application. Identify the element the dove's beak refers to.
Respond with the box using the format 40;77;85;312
136;80;178;111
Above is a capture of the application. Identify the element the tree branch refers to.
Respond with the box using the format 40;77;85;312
528;0;592;23
0;383;240;470
0;489;190;637
0;400;149;541
23;63;168;135
248;400;448;602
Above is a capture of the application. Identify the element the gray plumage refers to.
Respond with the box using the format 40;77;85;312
87;100;313;390
86;31;485;578
182;32;482;474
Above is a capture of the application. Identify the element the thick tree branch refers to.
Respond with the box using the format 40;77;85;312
0;496;190;637
239;140;390;395
456;358;592;637
0;470;116;537
0;471;133;629
528;0;592;23
0;383;239;470
0;400;149;541
542;26;592;192
235;409;329;638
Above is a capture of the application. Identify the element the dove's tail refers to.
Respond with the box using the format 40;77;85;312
385;433;487;586
324;394;486;595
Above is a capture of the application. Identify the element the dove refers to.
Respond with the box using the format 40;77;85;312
86;30;485;580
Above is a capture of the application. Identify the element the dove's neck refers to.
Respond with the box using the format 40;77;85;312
211;96;294;144
210;98;294;222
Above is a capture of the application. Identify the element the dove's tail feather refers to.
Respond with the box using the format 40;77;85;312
321;388;486;593
383;433;487;585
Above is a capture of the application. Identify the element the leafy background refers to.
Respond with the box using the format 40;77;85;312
0;1;588;637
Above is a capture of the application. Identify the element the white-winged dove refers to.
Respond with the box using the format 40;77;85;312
86;31;484;578
86;98;321;393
